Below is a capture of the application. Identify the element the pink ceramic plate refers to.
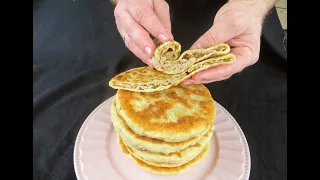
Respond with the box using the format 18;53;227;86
74;96;251;180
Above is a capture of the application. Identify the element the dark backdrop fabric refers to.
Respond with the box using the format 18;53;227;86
33;0;287;179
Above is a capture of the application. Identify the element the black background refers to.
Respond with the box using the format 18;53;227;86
33;0;287;179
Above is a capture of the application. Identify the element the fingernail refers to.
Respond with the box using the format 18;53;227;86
145;47;152;56
196;42;202;49
158;34;167;42
202;80;214;84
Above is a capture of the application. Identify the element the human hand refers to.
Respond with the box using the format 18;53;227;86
182;0;270;85
114;0;174;67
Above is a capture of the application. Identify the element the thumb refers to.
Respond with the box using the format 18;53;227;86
190;20;235;49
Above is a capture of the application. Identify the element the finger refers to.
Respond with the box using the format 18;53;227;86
116;12;156;59
188;47;251;84
189;65;234;84
153;1;174;39
180;72;231;85
227;35;261;65
190;20;236;49
201;75;232;84
117;25;154;67
180;79;194;86
128;0;172;42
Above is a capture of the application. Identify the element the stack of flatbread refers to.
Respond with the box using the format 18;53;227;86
109;40;235;175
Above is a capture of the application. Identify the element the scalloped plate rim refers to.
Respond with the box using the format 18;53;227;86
74;96;251;180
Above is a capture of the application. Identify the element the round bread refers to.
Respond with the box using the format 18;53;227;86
111;99;213;154
125;126;214;165
117;136;210;175
115;84;215;142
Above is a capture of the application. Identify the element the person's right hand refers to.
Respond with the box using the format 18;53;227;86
114;0;174;67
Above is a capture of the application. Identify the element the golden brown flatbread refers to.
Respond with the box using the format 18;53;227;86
109;54;235;92
111;98;214;153
124;126;213;165
115;84;215;142
152;40;231;74
118;136;210;175
109;40;235;92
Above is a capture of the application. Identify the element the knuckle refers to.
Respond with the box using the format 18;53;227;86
149;24;157;33
124;37;132;49
250;54;259;65
231;21;241;30
206;31;219;45
135;8;147;22
228;12;239;22
123;36;129;46
242;47;253;57
114;7;121;18
115;23;124;37
124;22;134;35
134;36;144;47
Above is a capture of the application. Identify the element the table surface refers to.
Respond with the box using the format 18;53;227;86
33;0;287;179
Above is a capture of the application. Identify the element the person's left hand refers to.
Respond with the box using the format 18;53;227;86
182;0;266;85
